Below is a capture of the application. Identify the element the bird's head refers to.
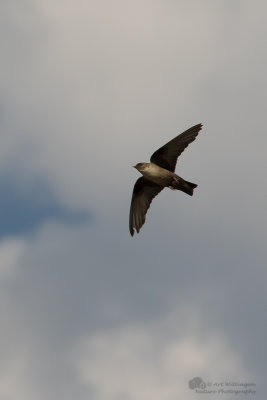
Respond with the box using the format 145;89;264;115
133;162;148;172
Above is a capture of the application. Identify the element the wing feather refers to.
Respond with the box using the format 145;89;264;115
129;177;163;236
150;123;202;171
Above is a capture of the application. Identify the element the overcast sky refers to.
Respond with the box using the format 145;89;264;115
0;1;266;399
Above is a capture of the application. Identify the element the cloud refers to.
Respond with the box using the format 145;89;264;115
1;0;264;209
0;220;263;399
75;312;248;400
0;237;25;279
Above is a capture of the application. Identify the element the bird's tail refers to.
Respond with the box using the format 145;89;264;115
170;177;197;196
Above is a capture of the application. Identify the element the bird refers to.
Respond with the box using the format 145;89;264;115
129;123;203;236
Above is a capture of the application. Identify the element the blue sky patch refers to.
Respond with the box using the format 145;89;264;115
0;177;90;238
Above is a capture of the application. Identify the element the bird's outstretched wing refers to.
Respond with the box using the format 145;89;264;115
129;177;163;236
150;123;202;171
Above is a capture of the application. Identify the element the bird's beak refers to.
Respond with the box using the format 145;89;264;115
133;166;137;169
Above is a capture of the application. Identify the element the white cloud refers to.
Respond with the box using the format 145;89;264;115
75;311;247;400
0;219;262;400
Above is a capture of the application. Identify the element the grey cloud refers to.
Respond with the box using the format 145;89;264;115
1;219;265;397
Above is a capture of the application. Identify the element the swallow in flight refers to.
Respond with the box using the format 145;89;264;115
129;123;203;236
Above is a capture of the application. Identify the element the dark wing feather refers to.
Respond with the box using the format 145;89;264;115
129;177;163;236
150;123;202;171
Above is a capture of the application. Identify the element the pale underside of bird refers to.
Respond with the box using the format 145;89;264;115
129;123;203;236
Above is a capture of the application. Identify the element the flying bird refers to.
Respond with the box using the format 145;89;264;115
129;123;203;236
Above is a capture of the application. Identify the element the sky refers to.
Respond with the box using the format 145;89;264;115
0;1;266;399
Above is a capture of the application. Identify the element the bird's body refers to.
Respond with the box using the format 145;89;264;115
129;123;203;236
137;162;173;186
